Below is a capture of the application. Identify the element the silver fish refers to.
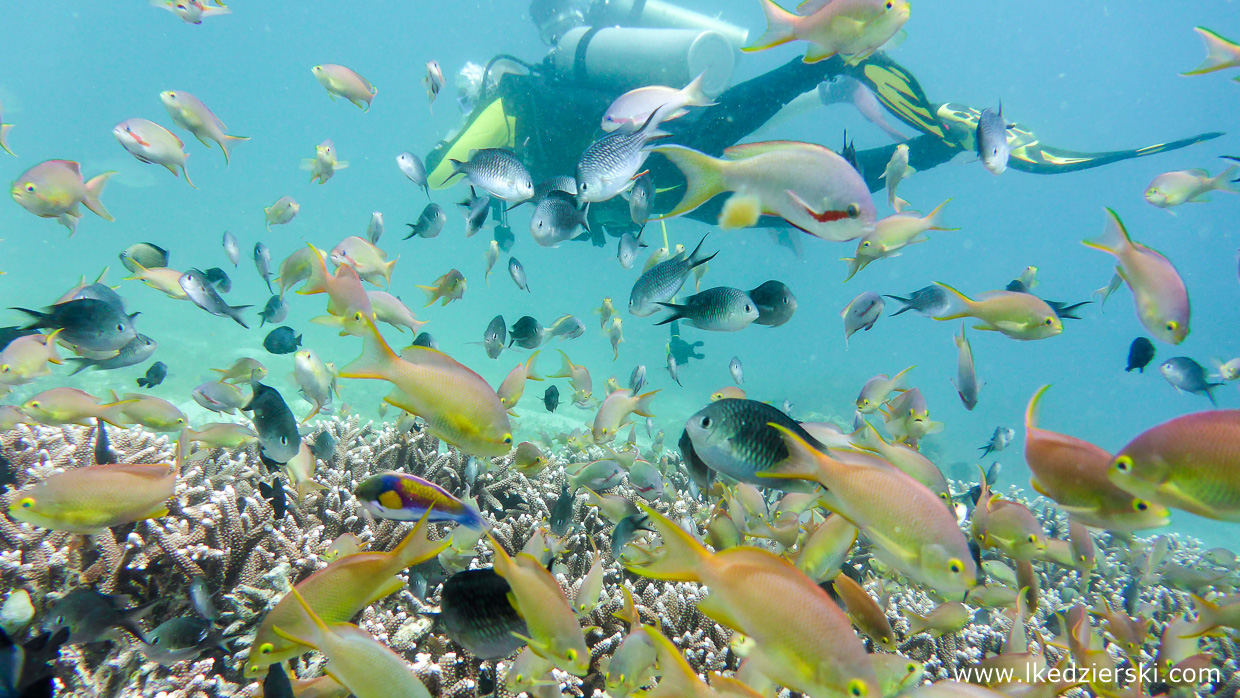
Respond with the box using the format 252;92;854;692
258;295;288;327
459;187;491;237
119;242;169;273
575;106;670;204
138;617;224;666
953;324;980;411
189;576;218;621
192;380;248;414
818;76;906;142
179;268;251;328
979;427;1015;457
729;356;744;385
534;176;576;201
629;234;717;316
483;314;506;359
204;267;231;293
1160;357;1222;405
629;364;647;394
976;102;1011;175
42;588;148;645
508;256;530;292
71;282;127;313
546;314;585;340
221;231;240;266
253;242;273;294
627;171;654;225
396;151;429;197
530;190;589;247
67;334;156;374
617;230;647;269
424;60;444;110
667;352;681;386
405;202;447;239
450;148;533;202
841;291;884;347
655;286;758;332
366;211;384;244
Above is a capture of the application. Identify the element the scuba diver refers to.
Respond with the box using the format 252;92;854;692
424;0;1222;244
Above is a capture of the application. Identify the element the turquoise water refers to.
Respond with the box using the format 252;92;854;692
1;0;1238;556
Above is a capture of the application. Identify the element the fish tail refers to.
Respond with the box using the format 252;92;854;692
685;233;718;268
653;302;686;326
547;349;574;379
681;71;715;108
415;285;439;306
1181;27;1240;75
270;588;329;649
388;510;451;572
96;401;135;428
631;389;659;418
650;146;728;218
11;307;48;330
743;0;798;52
903;610;930;636
924;198;958;231
1209;164;1239;193
65;357;94;375
623;502;712;582
217;133;249;165
841;256;867;281
525;350;544;381
1025;385;1055;435
298;246;330;295
890;365;916;391
932;282;976;321
42;328;64;364
758;422;830;486
0;124;14;157
83;171;117;221
338;313;397;381
1081;208;1131;256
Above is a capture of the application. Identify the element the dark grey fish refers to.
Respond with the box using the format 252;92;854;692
119;242;169;273
137;617;223;666
68;334;156;374
628;171;654;225
1160;357;1222;405
629;364;646;394
204;267;231;293
0;626;68;698
656;287;758;332
412;332;437;349
678;428;712;493
13;298;138;352
533;175;576;201
483;315;506;359
459;187;491;238
508;316;544;349
543;385;559;412
967;462;1003;506
94;419;115;465
840;129;859;172
629;234;717;316
576;106;669;204
310;430;337;462
397;152;429;197
885;285;950;317
258;477;287;520
222;231;240;266
530;190;589;247
1005;279;1090;321
136;361;167;389
1126;337;1156;373
189;576;218;622
253;242;273;294
748;280;798;327
41;588;149;645
976;102;1011;175
263;663;295;698
71;282;127;313
508;256;529;292
263;326;301;354
684;399;820;491
439;568;528;660
616;229;647;269
258;295;288;328
549;483;573;536
450;148;533;202
611;513;653;560
0;454;15;493
242;380;301;464
180;269;251;328
0;326;36;352
405;202;447;239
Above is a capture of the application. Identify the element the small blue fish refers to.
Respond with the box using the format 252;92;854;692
354;471;487;529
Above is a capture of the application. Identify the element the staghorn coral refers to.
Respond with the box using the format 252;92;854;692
0;419;1234;697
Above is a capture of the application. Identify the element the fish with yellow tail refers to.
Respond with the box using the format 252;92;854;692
311;64;376;111
744;0;910;65
652;141;875;242
1181;26;1240;77
417;269;466;307
759;423;977;599
11;160;115;235
8;429;183;534
269;587;433;698
497;351;543;412
842;200;956;281
933;282;1062;341
160;90;248;164
245;510;448;677
489;534;590;676
1024;385;1169;531
592;388;658;444
1082;208;1189;344
624;502;879;698
970;465;1047;562
337;312;513;457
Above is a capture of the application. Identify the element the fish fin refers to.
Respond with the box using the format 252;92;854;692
719;193;762;230
757;422;829;485
338;313;397;381
931;282;976;321
1025;384;1051;432
804;42;838;63
387;509;451;571
923;198;957;230
681;71;715;108
631;390;660;418
82;171;117;221
623;502;712;582
270;589;327;649
649;146;727;218
1181;27;1240;75
0;124;14;157
653;302;685;326
1081;208;1131;256
216;133;249;165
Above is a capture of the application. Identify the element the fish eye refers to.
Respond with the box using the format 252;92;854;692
1133;499;1149;512
566;648;578;661
503;435;513;445
846;203;861;218
1114;455;1133;473
906;662;917;674
744;304;752;312
1044;317;1053;325
1165;321;1177;332
24;184;35;193
700;416;712;429
19;497;34;509
848;679;868;697
117;323;124;331
29;401;39;409
152;636;161;645
259;643;274;655
948;559;963;574
861;241;871;248
885;1;893;7
1026;534;1037;543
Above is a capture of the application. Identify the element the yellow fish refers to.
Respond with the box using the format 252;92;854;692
934;282;1062;341
745;0;911;65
